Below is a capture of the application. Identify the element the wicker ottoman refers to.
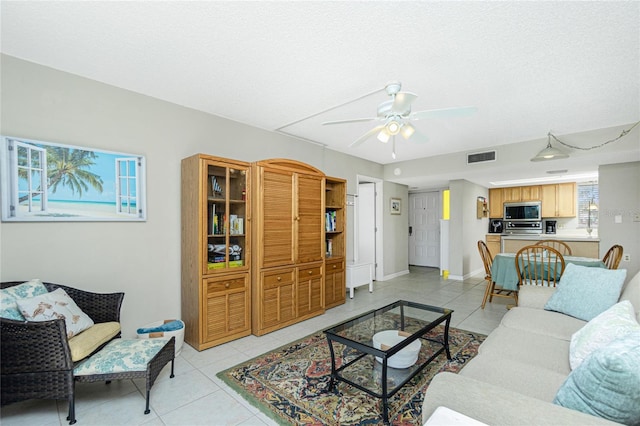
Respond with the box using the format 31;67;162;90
73;337;175;421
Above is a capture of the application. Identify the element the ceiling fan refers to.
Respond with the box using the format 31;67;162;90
322;81;477;155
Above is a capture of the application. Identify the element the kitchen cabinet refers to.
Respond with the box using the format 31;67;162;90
502;187;521;203
485;234;501;255
181;154;251;350
489;188;503;218
502;237;597;257
541;183;576;217
520;185;541;201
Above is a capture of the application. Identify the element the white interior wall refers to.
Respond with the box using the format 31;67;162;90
0;55;394;337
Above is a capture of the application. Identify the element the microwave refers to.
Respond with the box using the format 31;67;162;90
504;201;542;221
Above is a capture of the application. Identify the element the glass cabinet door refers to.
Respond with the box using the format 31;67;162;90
205;162;248;273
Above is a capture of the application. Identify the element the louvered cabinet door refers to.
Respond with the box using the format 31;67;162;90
202;274;250;345
260;168;295;268
296;174;324;264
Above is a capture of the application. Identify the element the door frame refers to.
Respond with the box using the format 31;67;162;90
356;175;383;281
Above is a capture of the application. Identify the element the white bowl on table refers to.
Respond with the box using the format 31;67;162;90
372;330;422;369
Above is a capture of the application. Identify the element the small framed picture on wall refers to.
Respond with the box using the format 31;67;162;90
390;198;401;215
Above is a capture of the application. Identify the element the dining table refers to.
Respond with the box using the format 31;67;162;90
490;253;606;291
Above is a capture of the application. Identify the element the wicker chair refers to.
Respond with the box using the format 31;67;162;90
0;281;124;425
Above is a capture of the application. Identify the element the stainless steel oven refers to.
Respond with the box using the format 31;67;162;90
504;220;543;234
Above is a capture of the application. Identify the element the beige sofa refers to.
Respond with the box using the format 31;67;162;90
422;270;640;426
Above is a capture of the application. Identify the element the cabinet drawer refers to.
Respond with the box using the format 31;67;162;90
325;259;345;272
298;265;322;280
206;277;246;295
263;268;295;289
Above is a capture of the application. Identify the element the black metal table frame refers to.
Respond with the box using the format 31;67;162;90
324;300;452;425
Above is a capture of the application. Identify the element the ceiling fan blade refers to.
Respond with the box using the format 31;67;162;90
410;106;478;121
322;117;377;125
348;125;385;148
391;92;418;114
410;128;429;144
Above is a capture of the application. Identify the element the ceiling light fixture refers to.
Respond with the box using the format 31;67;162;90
531;133;569;162
400;123;415;139
377;128;391;143
386;118;401;135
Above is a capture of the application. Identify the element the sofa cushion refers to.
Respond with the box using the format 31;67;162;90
422;372;621;426
17;288;94;338
0;279;48;320
68;321;121;362
544;264;626;321
620;270;640;323
570;300;640;370
500;307;586;341
554;332;640;425
461;356;568;402
478;325;571;374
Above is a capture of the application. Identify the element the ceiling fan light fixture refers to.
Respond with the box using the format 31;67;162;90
386;119;401;135
531;134;569;162
377;128;391;143
400;123;415;139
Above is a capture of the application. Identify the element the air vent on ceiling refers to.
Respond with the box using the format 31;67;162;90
467;150;496;164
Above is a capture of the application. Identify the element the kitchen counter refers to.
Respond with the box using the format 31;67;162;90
501;234;599;242
499;234;600;257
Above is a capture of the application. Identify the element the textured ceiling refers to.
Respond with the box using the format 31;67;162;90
1;1;639;188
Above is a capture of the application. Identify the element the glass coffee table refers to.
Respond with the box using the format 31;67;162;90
324;300;453;425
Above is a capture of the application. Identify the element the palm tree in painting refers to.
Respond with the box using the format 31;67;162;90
46;147;104;196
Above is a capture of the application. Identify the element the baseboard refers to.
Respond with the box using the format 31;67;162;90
378;269;410;281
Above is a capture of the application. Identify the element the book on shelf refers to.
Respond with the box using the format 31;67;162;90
325;210;337;232
229;215;244;235
210;176;223;198
326;239;333;256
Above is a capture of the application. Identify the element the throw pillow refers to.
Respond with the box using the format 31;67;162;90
554;332;640;425
0;279;48;320
17;288;94;338
570;300;640;370
544;263;627;321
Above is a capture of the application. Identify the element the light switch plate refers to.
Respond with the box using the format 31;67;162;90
615;215;623;224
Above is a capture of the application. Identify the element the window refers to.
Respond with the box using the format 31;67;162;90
577;182;598;229
116;158;140;216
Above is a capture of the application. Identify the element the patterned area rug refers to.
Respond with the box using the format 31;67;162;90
217;324;485;425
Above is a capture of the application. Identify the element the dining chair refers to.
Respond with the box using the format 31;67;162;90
535;239;572;255
515;244;566;288
602;244;624;269
478;240;517;308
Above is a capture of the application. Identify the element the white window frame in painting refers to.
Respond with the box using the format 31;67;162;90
9;140;48;217
116;157;141;216
1;135;147;222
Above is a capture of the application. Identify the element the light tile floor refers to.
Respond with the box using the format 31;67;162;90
1;266;512;426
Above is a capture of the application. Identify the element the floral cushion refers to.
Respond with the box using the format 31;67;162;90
16;288;94;338
74;338;169;375
0;279;48;320
570;300;640;370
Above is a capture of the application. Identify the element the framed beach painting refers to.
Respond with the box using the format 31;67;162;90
0;136;146;222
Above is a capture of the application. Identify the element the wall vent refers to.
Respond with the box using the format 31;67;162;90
467;150;496;164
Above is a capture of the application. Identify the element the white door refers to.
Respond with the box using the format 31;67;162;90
409;192;440;267
357;183;376;273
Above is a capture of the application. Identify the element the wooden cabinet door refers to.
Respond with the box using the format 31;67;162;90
489;188;503;218
502;187;521;202
521;185;541;201
541;184;557;217
296;174;324;264
556;183;576;217
202;274;249;343
324;258;345;308
261;268;296;329
260;168;295;268
297;264;323;318
485;235;501;255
